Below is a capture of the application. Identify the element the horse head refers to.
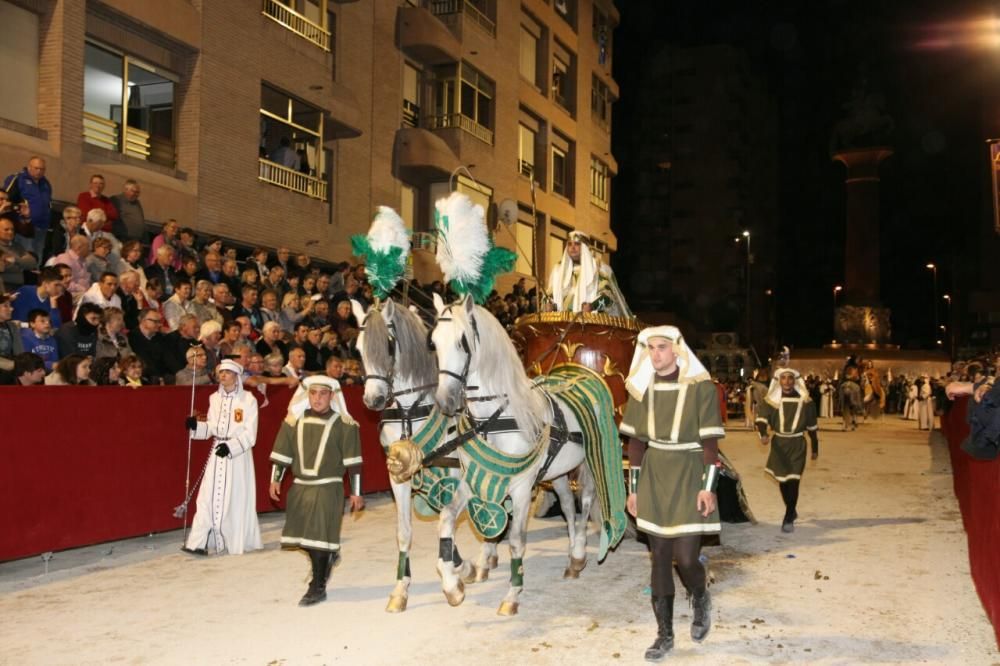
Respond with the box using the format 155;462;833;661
430;292;477;417
355;298;396;412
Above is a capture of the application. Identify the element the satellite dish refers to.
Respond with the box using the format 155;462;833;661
497;199;518;226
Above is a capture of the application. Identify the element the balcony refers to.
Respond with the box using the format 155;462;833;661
397;5;461;65
394;126;460;183
262;0;331;51
428;0;496;38
425;112;493;145
82;112;176;169
589;193;609;211
402;100;420;128
258;158;328;201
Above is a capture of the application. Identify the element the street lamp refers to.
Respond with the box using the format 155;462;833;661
926;263;938;347
833;285;843;307
742;230;752;349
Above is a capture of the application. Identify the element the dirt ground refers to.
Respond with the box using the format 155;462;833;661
1;416;997;665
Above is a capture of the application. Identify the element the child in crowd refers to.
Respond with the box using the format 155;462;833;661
20;309;59;371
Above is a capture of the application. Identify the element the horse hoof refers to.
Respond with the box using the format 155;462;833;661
474;566;490;583
461;567;478;585
385;595;408;613
497;600;519;616
563;557;587;579
487;555;499;570
445;581;465;607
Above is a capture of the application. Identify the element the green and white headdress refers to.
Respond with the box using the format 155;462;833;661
434;192;515;304
351;206;410;300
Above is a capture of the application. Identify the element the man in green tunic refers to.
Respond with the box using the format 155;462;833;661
755;368;819;533
269;375;365;606
620;325;725;662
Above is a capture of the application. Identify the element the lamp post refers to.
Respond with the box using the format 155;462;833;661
926;263;939;347
742;230;751;348
833;285;843;307
943;293;952;357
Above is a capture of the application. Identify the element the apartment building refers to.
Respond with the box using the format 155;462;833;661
0;0;618;291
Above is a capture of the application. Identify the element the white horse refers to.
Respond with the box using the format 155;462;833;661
430;293;625;616
354;298;479;611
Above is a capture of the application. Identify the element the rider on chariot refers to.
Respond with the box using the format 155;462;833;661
546;230;632;316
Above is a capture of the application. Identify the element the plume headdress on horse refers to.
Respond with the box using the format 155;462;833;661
433;192;516;305
351;206;410;301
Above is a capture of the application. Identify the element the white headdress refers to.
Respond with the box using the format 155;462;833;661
765;367;810;406
625;325;710;400
549;230;599;312
284;375;357;425
216;359;244;393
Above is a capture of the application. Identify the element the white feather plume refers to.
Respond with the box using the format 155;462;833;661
434;192;489;286
369;206;410;267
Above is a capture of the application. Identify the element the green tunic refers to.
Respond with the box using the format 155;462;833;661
269;409;362;552
620;378;725;537
756;395;817;482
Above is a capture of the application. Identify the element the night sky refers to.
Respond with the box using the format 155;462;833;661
610;0;997;351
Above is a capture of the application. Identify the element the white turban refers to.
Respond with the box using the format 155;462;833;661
549;231;599;312
765;367;810;406
625;325;710;400
285;375;356;425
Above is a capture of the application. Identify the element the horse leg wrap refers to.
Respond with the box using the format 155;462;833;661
396;551;411;580
439;538;454;563
452;544;463;567
510;558;524;587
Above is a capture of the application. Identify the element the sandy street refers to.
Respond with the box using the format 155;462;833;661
1;416;996;665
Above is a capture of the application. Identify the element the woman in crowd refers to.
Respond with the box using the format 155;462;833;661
279;291;314;332
45;354;94;386
95;307;132;360
91;356;122;386
116;240;145;275
175;346;211;386
256;321;289;360
119;355;145;388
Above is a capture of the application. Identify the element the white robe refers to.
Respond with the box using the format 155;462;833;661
186;386;263;555
917;383;934;431
903;385;917;420
819;382;833;418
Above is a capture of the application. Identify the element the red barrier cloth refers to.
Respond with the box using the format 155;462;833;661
0;384;389;562
940;397;1000;649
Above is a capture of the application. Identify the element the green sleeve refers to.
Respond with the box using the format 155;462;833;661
340;421;363;467
803;400;819;431
619;394;645;439
696;380;725;441
269;422;296;468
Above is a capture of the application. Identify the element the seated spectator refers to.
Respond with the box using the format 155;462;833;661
0;215;39;289
220;258;242;297
4;352;46;386
179;256;199;283
49;235;91;299
143;277;165;321
91;355;122;386
302;326;327;374
240;268;260;293
162;313;201;380
235;315;258;347
76;174;118;233
163;278;194;331
45;353;94;385
109;178;145;241
127;308;167;384
279;291;313;332
95;307;132;360
256;321;288;360
322;329;353;362
228;341;253;370
196;250;224;285
285;272;300;297
175;345;211;386
283;346;306;380
189;279;218;326
262;352;286;378
12;266;64;328
332;298;359;343
315;273;332;301
78;271;122;313
117;270;145;330
306;298;331;329
342;358;364;386
81;208;121;257
47;206;84;259
210;282;234;326
176;227;199;267
117;240;144;274
260;289;281;326
324;355;344;382
271;246;292;275
147;219;181;268
290;321;310;348
249;246;269;281
144;245;177;298
294;252;312;275
217;319;242;358
263;265;288;301
53;263;74;325
198;320;223;372
232;285;263;332
56;303;102;358
21;309;59;370
118;354;145;388
0;291;25;378
299;274;317;298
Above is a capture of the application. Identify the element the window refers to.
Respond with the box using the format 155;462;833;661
592;5;612;66
591;74;611;130
552;41;575;114
402;62;420;128
259;84;327;200
0;2;38;127
429;176;493;229
520;15;543;90
83;42;176;168
590;157;610;209
518;124;536;178
263;0;332;51
548;221;570;278
553;0;576;30
551;132;573;200
427;62;494;145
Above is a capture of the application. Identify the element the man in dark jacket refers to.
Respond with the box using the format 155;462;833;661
0;291;26;381
128;307;168;384
55;303;101;358
3;157;53;260
161;313;201;381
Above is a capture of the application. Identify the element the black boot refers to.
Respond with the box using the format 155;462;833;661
690;588;712;642
299;550;333;607
644;595;674;662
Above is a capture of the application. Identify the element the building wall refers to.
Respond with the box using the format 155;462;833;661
0;0;618;297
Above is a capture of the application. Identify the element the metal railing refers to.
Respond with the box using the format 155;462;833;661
124;126;151;160
258;158;328;201
402;99;420;128
428;0;496;37
590;193;609;210
425;112;493;145
262;0;331;51
83;112;118;151
518;159;534;178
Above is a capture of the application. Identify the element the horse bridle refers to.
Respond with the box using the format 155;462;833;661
360;308;435;410
431;307;505;405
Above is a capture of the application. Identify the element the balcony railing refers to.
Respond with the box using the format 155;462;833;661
428;0;496;37
83;112;176;168
83;112;118;152
518;159;534;178
262;0;331;51
590;193;610;210
402;99;420;128
258;158;328;201
425;112;493;145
